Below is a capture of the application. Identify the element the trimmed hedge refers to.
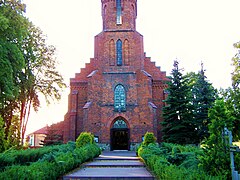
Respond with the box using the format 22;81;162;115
138;143;225;179
0;143;101;179
0;142;75;172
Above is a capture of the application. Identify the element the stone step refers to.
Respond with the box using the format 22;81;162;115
63;167;155;180
63;151;155;180
95;156;140;161
85;160;145;168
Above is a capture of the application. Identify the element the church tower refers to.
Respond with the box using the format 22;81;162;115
63;0;168;150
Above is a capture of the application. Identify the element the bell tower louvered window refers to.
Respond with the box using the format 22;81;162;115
114;85;126;112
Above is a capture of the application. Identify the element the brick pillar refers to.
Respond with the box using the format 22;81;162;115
69;90;78;141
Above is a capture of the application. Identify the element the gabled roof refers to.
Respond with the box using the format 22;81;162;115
29;126;48;135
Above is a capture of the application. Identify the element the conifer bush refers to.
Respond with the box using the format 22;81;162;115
76;132;95;148
142;132;156;146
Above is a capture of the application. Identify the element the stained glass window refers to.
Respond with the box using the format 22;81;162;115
114;85;126;111
116;39;122;66
116;0;122;24
113;119;127;128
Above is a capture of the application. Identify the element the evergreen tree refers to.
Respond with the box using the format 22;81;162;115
40;126;63;146
199;99;233;178
187;64;216;143
0;116;6;152
162;60;195;144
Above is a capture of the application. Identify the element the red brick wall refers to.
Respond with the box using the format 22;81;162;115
62;0;168;145
102;0;137;31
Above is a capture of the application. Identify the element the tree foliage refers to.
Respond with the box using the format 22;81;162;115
220;42;240;141
0;0;66;149
231;41;240;88
162;61;217;144
221;88;240;141
186;64;216;143
142;132;156;146
199;99;234;178
0;116;6;153
40;126;63;146
76;132;95;148
162;60;195;144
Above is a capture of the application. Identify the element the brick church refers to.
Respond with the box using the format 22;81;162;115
63;0;168;150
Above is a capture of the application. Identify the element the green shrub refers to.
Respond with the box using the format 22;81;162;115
138;142;225;179
0;142;78;172
0;143;101;179
76;132;95;148
142;132;156;146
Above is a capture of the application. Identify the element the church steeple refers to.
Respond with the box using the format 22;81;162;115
102;0;137;31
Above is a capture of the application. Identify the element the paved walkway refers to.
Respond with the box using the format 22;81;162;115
63;151;155;180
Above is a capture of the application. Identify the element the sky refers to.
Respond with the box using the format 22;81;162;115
22;0;240;134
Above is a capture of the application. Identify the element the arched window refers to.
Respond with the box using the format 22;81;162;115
124;39;129;66
103;5;107;28
109;39;115;66
116;39;122;66
116;0;122;24
114;85;126;111
113;119;127;128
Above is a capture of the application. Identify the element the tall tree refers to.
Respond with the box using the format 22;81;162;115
18;23;66;144
186;64;216;143
220;41;240;141
162;60;195;144
231;41;240;88
0;0;27;140
6;115;21;149
221;88;240;141
0;116;6;152
0;0;66;147
199;99;233;178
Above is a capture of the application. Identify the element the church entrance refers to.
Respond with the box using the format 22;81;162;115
110;119;130;151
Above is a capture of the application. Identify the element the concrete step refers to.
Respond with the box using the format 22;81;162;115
85;160;145;168
95;156;140;161
63;167;155;180
63;151;155;180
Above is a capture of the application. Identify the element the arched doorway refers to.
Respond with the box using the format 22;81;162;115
110;119;130;151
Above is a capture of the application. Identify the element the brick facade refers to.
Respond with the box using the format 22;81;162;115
63;0;168;150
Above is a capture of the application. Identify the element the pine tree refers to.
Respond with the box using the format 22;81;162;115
189;63;216;143
162;60;195;144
